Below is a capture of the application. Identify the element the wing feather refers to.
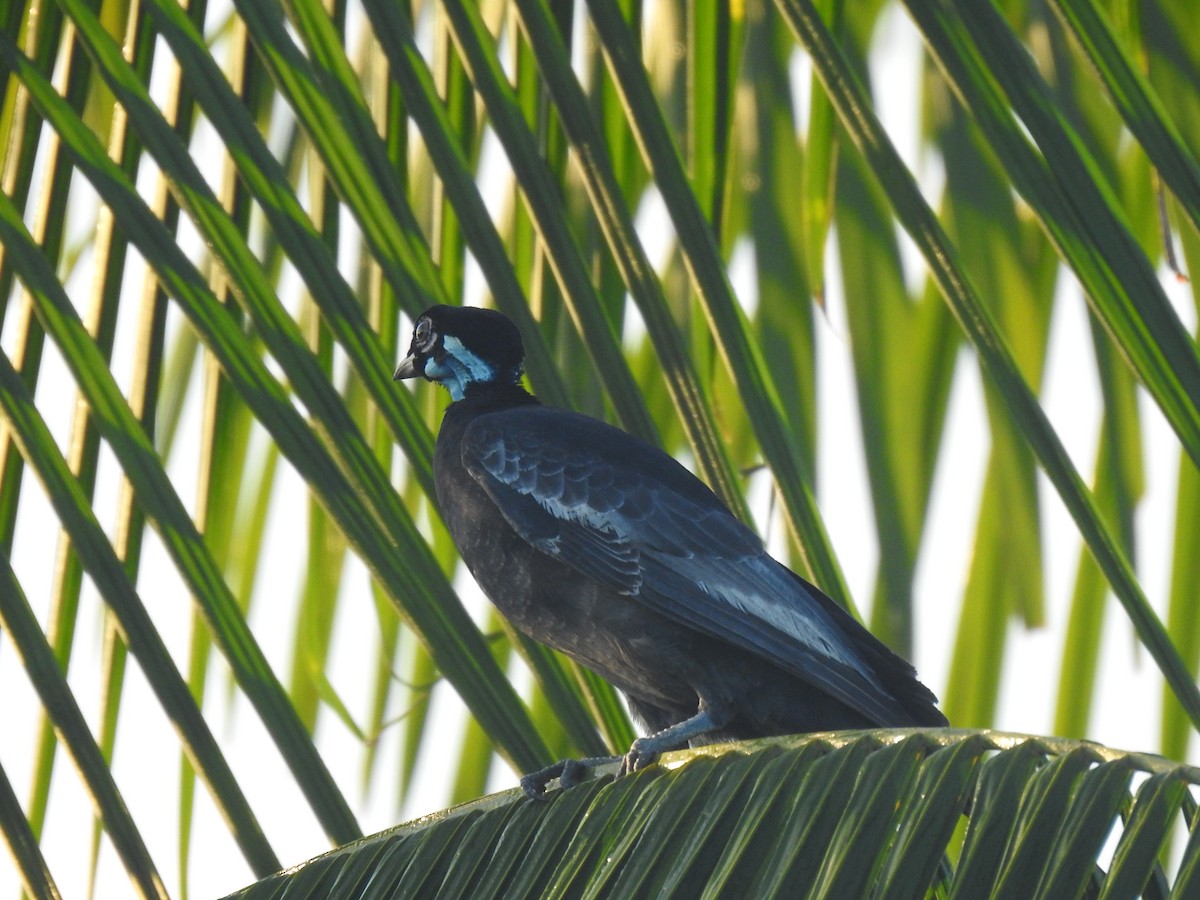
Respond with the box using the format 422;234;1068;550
462;407;911;724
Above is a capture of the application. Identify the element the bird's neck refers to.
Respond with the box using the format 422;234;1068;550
454;380;540;409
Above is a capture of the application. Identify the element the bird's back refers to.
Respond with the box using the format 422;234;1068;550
432;386;946;738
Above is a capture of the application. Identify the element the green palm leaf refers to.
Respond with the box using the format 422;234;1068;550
225;732;1200;899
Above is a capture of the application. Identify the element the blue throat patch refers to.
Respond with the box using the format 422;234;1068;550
426;335;499;401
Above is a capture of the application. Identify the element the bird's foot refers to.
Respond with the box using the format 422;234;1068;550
618;707;723;775
520;755;620;800
619;737;663;776
521;710;726;797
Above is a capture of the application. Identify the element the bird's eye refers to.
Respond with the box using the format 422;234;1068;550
413;318;436;352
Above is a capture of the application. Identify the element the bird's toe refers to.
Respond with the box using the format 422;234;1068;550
558;758;590;789
621;738;660;776
522;755;620;798
520;761;566;800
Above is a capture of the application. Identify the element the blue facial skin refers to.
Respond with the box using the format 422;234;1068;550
425;334;498;401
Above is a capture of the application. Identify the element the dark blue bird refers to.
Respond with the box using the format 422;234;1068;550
395;305;946;795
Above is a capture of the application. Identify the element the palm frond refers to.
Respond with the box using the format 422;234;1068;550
224;732;1200;900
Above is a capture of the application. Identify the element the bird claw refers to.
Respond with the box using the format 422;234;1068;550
521;738;674;798
520;762;565;800
619;738;660;776
520;756;616;800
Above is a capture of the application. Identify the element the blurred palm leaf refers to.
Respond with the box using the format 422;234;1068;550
1;0;1199;896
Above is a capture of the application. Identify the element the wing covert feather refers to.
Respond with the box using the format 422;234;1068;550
461;407;910;724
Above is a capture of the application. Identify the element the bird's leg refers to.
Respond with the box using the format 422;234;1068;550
520;754;621;800
621;705;729;775
520;705;732;798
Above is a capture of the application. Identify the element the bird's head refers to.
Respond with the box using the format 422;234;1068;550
393;305;525;401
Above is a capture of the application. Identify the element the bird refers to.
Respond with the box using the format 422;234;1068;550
394;304;947;796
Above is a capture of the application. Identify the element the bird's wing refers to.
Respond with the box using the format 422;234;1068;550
461;408;911;724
